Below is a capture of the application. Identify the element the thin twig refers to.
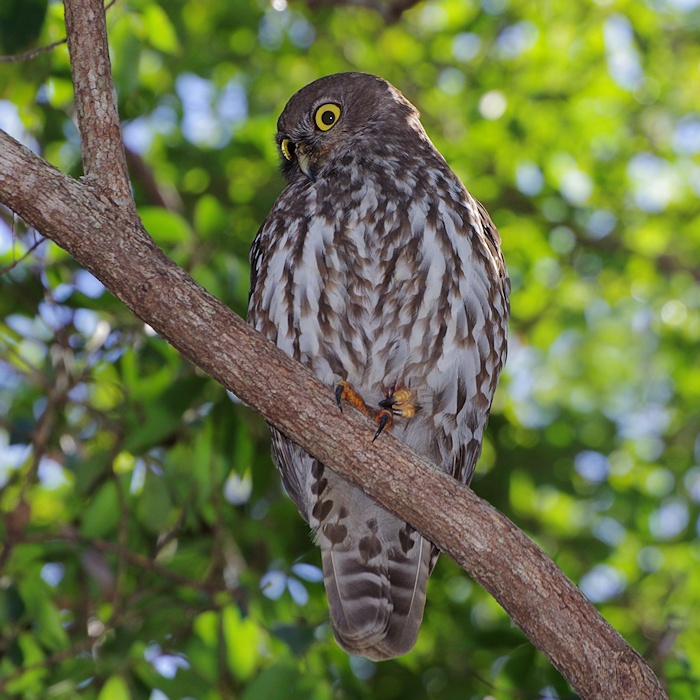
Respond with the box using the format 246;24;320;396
23;531;241;596
0;237;45;276
0;38;67;64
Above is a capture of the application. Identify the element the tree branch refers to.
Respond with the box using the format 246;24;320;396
0;2;668;696
63;0;132;206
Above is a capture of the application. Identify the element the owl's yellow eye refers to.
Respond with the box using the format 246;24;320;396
314;103;341;131
280;138;294;161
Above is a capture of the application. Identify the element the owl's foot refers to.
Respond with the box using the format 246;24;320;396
336;381;416;442
373;387;416;442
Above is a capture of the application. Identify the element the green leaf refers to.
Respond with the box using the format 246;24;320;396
223;605;262;681
143;5;180;54
17;579;69;651
136;469;173;534
242;662;300;700
80;481;120;538
194;194;228;239
4;634;46;695
139;207;192;246
34;595;69;651
97;674;131;700
193;610;218;648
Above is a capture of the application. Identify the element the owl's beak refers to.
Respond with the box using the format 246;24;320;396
295;144;316;182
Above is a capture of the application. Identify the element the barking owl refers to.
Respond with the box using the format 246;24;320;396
248;72;509;660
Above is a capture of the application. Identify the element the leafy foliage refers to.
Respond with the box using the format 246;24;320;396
1;0;700;697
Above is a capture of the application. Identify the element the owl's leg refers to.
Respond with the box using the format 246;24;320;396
374;387;416;441
335;380;372;416
335;381;389;440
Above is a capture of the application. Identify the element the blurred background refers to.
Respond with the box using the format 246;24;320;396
1;0;699;697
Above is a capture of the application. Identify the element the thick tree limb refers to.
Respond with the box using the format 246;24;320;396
0;3;668;697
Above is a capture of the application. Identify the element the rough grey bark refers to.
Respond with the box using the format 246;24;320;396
0;1;668;697
63;0;132;206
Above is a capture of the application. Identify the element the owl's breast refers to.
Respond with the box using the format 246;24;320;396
250;168;506;425
289;186;449;400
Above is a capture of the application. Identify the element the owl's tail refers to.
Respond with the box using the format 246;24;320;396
321;526;434;661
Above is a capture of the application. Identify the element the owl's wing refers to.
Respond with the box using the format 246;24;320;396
450;437;484;486
449;198;510;487
248;226;261;297
475;198;511;310
268;426;311;520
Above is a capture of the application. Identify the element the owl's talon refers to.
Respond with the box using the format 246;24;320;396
373;409;393;442
335;384;345;412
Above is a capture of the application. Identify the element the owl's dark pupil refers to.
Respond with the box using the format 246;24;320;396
321;111;335;125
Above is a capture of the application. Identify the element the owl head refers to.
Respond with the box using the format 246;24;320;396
275;72;425;183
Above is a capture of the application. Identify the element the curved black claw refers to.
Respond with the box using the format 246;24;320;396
373;410;392;442
335;384;344;412
378;396;395;411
